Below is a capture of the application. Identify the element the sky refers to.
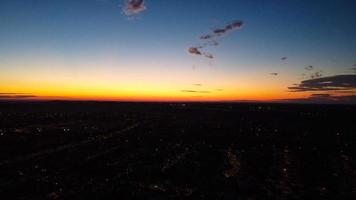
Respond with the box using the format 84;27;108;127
0;0;356;103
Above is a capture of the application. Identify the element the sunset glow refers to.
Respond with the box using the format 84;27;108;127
1;0;355;103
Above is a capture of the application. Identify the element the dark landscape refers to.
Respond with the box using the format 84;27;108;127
0;101;355;199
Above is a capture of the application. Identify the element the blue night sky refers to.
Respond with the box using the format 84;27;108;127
1;0;356;102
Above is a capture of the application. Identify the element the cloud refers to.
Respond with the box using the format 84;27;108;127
203;52;214;59
310;71;323;79
225;20;244;31
310;93;332;98
188;47;202;55
200;20;244;40
200;34;213;40
282;94;356;104
305;65;313;70
187;47;214;59
122;0;146;16
0;95;36;99
211;41;219;46
270;73;278;76
181;90;211;94
301;66;323;79
202;40;219;47
0;92;36;99
0;93;24;95
288;74;356;92
193;84;202;86
281;57;287;61
213;28;226;35
334;95;356;103
190;20;244;60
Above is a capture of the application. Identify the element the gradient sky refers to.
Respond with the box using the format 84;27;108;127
1;0;356;102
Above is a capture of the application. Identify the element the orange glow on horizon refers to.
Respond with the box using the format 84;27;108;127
0;60;310;102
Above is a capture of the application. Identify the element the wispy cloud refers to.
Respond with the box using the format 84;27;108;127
310;71;323;79
188;20;244;59
181;90;211;94
270;73;278;76
203;52;214;59
301;65;324;79
122;0;146;16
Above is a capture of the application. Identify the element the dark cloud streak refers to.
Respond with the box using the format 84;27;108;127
0;95;37;99
200;20;244;40
282;94;356;104
0;92;36;99
289;75;356;92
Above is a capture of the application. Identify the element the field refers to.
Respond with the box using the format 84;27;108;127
0;101;355;199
